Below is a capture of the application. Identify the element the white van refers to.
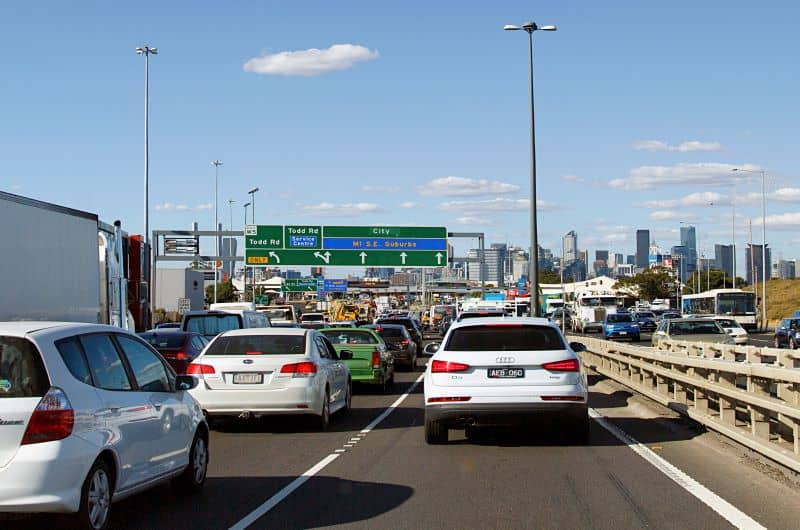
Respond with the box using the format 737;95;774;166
181;309;270;340
209;302;256;311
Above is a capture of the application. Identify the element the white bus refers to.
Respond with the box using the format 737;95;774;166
681;289;757;330
572;293;618;333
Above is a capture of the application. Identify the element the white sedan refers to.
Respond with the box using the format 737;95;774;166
0;322;208;530
713;317;749;345
187;328;352;430
423;317;589;444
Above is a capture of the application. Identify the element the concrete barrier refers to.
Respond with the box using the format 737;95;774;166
571;335;800;473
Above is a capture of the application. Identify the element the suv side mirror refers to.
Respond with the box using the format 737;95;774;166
423;343;440;355
569;342;587;353
339;350;354;360
175;375;198;391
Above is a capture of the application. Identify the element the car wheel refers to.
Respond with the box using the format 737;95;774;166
791;337;798;350
316;389;330;431
343;381;352;415
425;415;448;444
632;335;641;343
75;458;113;530
774;337;782;349
175;430;208;493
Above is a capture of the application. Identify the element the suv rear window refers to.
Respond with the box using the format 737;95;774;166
445;325;565;352
371;327;405;339
184;314;242;338
0;337;50;398
139;333;186;349
206;335;306;355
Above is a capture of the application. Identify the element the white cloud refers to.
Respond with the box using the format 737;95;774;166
650;210;697;221
439;198;555;213
562;174;585;183
610;163;760;190
418;176;520;197
399;201;417;209
642;191;728;209
361;185;400;193
299;202;382;217
456;216;492;225
155;202;190;211
603;233;630;242
753;212;800;230
195;203;213;210
632;139;723;152
243;44;379;76
740;187;800;204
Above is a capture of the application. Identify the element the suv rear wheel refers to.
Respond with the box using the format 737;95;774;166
425;415;448;444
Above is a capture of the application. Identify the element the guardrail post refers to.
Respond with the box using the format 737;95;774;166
749;377;772;440
718;368;738;426
694;367;709;415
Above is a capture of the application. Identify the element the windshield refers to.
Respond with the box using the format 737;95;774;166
262;308;293;321
445;325;566;351
206;335;306;355
321;330;379;345
669;321;724;335
301;314;325;322
607;314;634;323
637;312;655;318
717;293;756;315
139;333;186;349
184;314;242;338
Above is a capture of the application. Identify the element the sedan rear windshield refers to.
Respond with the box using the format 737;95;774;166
321;330;379;345
445;325;565;351
669;321;723;335
206;335;306;355
370;327;405;339
184;315;242;337
139;333;186;349
0;337;50;398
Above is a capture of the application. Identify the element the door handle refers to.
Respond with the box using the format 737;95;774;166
108;405;121;414
152;402;163;411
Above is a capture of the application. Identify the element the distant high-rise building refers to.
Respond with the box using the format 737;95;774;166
595;250;609;262
680;225;698;272
777;260;796;280
563;230;578;264
636;230;650;269
746;244;772;285
467;244;507;285
671;245;690;282
626;254;635;265
714;244;734;278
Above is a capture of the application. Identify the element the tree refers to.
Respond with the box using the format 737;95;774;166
538;269;561;284
205;280;237;304
683;269;746;294
614;268;675;301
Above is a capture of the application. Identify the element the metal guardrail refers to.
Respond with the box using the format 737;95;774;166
571;334;800;473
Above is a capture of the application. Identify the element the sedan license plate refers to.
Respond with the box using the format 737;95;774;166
488;367;524;378
233;372;263;384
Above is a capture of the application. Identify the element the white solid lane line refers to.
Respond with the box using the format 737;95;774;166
589;408;766;530
229;372;426;530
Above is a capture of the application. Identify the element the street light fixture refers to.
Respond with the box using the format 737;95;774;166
504;21;557;316
136;44;157;324
212;160;223;304
248;187;260;224
243;202;251;228
732;168;768;330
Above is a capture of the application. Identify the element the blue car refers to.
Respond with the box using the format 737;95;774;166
602;313;641;342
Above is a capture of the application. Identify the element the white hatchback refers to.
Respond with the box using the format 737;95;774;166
0;322;208;530
187;328;352;430
423;318;589;444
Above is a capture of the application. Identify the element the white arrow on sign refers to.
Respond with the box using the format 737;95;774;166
435;252;443;265
400;252;408;265
314;251;331;264
269;251;281;264
359;252;368;264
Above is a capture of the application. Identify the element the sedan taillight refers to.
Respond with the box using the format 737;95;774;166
281;361;317;377
187;363;216;375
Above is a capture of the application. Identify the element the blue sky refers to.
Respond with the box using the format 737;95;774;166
2;0;798;269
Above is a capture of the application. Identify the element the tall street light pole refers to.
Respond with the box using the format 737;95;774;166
248;187;260;224
733;168;768;330
212;160;223;304
243;202;251;228
504;21;556;317
243;201;251;303
136;44;157;323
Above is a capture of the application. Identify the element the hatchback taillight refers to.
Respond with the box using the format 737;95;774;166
281;361;317;377
21;387;74;445
541;359;580;372
400;339;410;346
431;360;471;373
372;351;381;369
187;363;216;375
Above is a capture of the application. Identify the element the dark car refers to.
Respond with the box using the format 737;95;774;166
550;308;572;329
631;310;657;332
375;317;424;353
138;330;209;374
774;317;800;349
299;321;329;330
363;323;418;370
659;312;681;321
154;321;180;329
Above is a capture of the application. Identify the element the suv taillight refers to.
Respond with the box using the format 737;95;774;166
21;387;74;445
431;360;471;373
541;359;580;372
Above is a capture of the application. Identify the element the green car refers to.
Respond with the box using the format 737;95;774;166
321;328;395;392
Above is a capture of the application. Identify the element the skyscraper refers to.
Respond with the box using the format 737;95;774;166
714;244;734;278
636;229;649;269
563;230;578;264
680;225;698;273
746;244;771;285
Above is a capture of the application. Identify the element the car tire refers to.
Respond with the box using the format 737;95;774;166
774;337;782;349
791;337;798;350
425;415;448;445
632;335;641;342
75;458;113;530
175;430;208;493
316;389;330;431
343;381;352;415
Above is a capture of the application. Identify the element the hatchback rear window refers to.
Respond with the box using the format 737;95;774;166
0;337;50;398
321;330;379;345
139;333;187;349
184;315;242;337
445;325;565;352
371;327;405;339
206;335;306;355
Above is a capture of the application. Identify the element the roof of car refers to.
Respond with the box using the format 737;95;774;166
0;321;113;337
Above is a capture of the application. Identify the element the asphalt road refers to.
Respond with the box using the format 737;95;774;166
6;346;800;530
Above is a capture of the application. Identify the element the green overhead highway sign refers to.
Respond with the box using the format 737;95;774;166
246;249;447;267
284;278;319;292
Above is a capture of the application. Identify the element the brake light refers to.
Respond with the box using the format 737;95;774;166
431;360;471;373
175;351;189;360
187;363;216;375
372;351;381;369
427;396;471;403
21;387;74;445
400;339;409;346
281;361;317;377
542;359;580;372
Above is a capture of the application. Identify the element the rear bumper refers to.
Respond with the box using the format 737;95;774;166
604;329;640;340
426;401;588;428
189;384;321;416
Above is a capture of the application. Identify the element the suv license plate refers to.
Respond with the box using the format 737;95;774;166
488;367;524;378
233;373;263;384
